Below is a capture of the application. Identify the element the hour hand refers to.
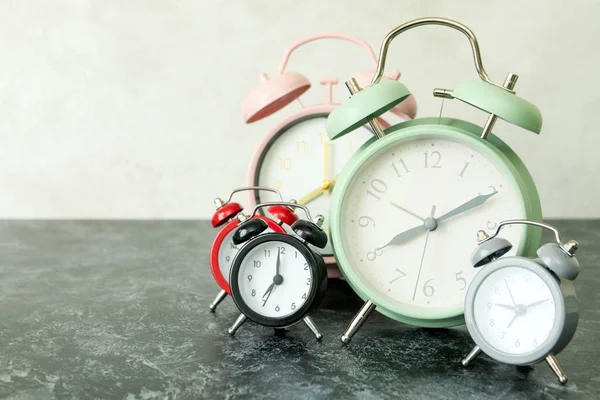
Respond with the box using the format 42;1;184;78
494;303;516;311
378;225;425;250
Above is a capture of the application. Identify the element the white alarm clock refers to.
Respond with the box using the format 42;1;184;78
462;220;580;384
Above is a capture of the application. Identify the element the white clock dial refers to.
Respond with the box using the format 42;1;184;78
339;134;528;318
217;227;273;283
237;241;313;318
472;266;556;355
255;115;373;256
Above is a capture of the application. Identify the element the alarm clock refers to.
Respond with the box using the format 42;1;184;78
243;32;417;275
325;18;543;343
208;186;297;311
226;202;328;340
462;220;580;385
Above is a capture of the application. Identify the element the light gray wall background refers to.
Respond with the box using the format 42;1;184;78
0;0;598;219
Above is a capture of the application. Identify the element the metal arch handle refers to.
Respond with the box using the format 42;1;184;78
224;186;283;205
481;219;562;246
369;17;504;90
277;32;377;74
249;201;313;221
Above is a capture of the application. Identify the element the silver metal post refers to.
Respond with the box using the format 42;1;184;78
546;354;568;384
461;345;482;366
480;73;519;139
208;289;228;312
227;313;248;336
345;78;386;139
303;316;323;340
341;300;376;344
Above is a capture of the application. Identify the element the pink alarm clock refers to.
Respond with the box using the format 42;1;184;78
242;32;417;277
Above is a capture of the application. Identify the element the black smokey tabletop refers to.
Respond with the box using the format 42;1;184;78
0;220;598;399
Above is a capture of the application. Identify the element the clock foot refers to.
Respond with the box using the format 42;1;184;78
209;289;228;312
546;354;568;384
461;345;482;366
303;316;323;340
341;300;376;344
227;313;247;336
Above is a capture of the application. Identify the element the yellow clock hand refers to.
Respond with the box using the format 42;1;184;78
298;186;325;205
323;140;330;181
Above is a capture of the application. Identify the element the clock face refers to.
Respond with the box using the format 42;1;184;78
472;266;556;356
217;227;273;284
336;132;529;322
236;239;313;318
254;114;373;256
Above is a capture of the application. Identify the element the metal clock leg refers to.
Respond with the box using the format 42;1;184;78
546;354;568;384
209;289;228;311
341;300;376;344
461;345;482;366
227;313;247;335
303;316;323;340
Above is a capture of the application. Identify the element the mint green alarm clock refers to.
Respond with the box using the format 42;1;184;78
326;18;543;343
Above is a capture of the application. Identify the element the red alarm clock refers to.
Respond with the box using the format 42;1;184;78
208;186;298;311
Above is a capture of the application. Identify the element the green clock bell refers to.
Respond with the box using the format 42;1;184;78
325;18;544;344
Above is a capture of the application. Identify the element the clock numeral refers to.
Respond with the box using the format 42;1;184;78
225;256;231;262
230;243;238;249
295;251;298;259
264;250;271;258
389;269;406;284
304;263;308;270
487;302;492;309
533;339;539;348
277;246;286;255
523;274;530;282
479;185;497;196
366;247;383;261
358;216;375;228
275;305;280;312
279;158;293;171
391;158;410;177
291;303;296;310
247;275;253;282
251;289;256;297
302;293;307;300
296;140;307;153
490;319;495;326
458;161;470;177
455;271;467;290
423;279;434;297
253;260;261;268
423;151;442;168
306;277;311;286
274;180;283;190
514;340;521;348
501;331;506;339
366;179;387;200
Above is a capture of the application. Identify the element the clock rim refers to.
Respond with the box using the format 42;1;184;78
464;257;565;365
209;216;286;294
229;232;326;328
246;103;391;267
328;118;542;327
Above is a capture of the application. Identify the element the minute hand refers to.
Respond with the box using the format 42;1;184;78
437;191;498;223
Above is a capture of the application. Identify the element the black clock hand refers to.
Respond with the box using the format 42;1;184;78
262;282;276;307
275;247;282;279
436;191;498;223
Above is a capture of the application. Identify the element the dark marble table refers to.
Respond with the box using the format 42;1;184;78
0;220;598;399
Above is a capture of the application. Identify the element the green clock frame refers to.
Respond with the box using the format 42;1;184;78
328;117;542;327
